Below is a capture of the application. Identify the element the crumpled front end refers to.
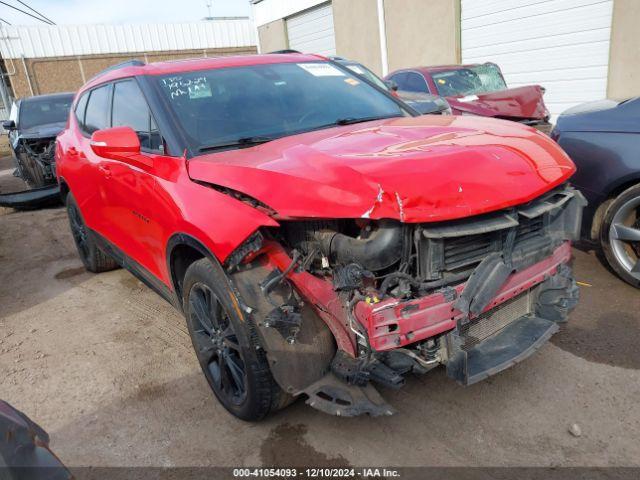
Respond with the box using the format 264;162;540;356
0;136;61;209
14;136;58;187
224;183;586;417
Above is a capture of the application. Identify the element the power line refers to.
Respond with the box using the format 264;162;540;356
0;16;11;25
15;0;54;25
0;1;53;25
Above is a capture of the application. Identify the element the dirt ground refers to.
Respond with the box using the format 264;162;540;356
1;197;639;467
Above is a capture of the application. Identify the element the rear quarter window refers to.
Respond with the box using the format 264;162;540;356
84;84;111;134
74;92;89;130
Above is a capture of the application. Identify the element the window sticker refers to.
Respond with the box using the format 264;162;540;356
344;78;360;86
297;63;345;77
188;81;212;99
161;76;212;99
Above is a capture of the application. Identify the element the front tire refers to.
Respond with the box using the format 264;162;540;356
66;193;119;273
600;184;640;288
182;258;286;421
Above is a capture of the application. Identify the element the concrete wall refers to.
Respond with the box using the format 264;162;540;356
383;0;460;73
257;19;289;53
333;0;383;75
607;0;640;100
6;46;257;98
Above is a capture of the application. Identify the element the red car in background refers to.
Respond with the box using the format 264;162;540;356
386;62;552;132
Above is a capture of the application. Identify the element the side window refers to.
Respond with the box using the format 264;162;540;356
74;92;89;130
112;79;162;152
84;84;111;134
389;72;408;90
404;72;429;93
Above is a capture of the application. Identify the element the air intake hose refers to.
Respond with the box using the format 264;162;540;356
316;220;403;271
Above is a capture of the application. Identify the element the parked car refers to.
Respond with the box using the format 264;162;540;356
330;56;451;115
552;98;640;287
3;93;74;188
0;93;74;209
385;62;552;132
57;54;584;421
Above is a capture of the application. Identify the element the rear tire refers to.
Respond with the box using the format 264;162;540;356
66;193;119;273
182;258;288;421
600;184;640;288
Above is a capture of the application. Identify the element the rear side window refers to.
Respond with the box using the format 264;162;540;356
111;79;162;151
388;72;407;89
84;84;111;134
404;72;429;93
74;92;89;130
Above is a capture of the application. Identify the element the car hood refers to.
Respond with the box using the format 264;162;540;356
554;98;640;134
447;86;548;120
18;122;66;139
187;115;575;223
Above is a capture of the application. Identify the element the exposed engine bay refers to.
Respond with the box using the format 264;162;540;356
0;136;61;210
14;136;57;187
227;183;586;416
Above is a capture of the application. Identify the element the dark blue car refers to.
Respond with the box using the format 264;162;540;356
552;98;640;287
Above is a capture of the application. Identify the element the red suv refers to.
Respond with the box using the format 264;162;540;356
56;54;585;421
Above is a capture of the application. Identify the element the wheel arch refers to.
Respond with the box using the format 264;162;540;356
166;233;219;307
58;177;70;203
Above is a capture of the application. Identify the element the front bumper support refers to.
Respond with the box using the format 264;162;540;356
0;184;61;210
446;315;559;385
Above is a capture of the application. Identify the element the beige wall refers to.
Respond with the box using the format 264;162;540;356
607;0;640;100
384;0;460;73
333;0;383;75
258;19;288;53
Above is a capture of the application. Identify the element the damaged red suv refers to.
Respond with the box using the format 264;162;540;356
56;54;585;420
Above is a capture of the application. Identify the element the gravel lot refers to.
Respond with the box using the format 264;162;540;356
1;179;639;467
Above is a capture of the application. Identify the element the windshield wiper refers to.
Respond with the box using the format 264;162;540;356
198;136;276;152
333;114;400;125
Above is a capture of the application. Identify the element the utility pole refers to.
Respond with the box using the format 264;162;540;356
205;1;213;20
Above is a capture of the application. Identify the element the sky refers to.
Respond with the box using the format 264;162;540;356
0;0;252;25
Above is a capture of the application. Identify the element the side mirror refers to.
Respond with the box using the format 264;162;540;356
2;120;16;130
384;80;399;92
90;126;140;160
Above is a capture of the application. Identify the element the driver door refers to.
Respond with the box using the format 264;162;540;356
97;79;165;279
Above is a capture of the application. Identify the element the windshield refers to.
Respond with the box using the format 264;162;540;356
432;64;507;97
343;63;388;90
154;62;405;152
19;95;73;130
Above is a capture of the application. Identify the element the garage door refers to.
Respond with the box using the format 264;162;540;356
461;0;614;118
287;3;336;56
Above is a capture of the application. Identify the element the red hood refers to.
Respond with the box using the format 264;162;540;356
447;85;548;120
187;115;575;223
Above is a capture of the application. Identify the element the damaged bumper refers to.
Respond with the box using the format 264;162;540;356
230;185;585;417
0;184;61;210
357;241;573;353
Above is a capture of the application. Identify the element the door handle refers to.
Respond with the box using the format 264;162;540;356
98;164;112;179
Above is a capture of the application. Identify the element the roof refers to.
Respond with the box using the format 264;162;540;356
388;64;488;77
21;92;75;102
421;64;484;73
80;53;326;92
